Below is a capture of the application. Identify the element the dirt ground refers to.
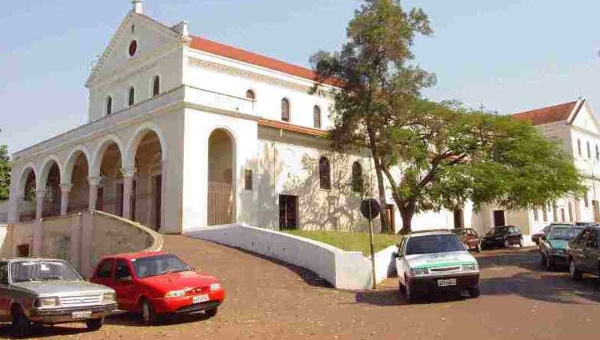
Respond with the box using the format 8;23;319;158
2;235;599;339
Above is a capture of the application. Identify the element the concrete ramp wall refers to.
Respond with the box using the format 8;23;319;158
185;224;396;290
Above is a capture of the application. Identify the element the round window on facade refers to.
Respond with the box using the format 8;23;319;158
129;40;138;57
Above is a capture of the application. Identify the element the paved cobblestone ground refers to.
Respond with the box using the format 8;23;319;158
2;235;599;339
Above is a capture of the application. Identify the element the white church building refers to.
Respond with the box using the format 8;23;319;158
8;1;462;238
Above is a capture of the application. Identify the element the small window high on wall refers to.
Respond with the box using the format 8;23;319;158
313;105;322;129
106;96;113;115
246;90;256;101
319;157;331;190
152;76;160;97
128;87;135;107
351;162;363;193
281;98;290;122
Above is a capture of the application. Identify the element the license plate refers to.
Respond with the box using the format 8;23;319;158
193;294;209;304
437;279;457;287
71;311;92;319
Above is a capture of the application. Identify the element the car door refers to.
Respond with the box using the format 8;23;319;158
0;262;10;321
583;229;599;273
113;259;137;311
91;258;115;288
571;229;590;271
396;237;408;285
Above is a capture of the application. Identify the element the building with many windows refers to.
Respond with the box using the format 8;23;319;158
7;1;461;244
474;98;600;241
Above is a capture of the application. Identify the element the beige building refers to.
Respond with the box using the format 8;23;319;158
473;99;600;241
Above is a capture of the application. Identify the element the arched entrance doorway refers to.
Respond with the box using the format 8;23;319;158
40;161;61;218
97;142;123;215
207;129;235;226
66;151;90;213
17;167;37;222
131;130;164;230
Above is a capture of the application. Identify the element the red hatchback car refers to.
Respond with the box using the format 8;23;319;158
90;251;225;324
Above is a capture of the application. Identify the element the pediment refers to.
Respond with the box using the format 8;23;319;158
85;12;182;87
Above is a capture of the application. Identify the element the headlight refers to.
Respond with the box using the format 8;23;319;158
409;268;428;276
463;263;479;272
34;297;59;308
165;289;187;298
102;292;116;303
210;283;221;291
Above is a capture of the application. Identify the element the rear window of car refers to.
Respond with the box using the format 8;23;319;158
405;234;465;255
96;259;114;279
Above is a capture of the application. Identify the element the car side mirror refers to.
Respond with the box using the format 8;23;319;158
392;252;402;259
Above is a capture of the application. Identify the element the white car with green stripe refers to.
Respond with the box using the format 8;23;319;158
394;230;481;303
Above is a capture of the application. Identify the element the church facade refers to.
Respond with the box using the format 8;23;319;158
8;1;460;236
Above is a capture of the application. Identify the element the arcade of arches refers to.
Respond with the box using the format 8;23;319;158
14;130;164;231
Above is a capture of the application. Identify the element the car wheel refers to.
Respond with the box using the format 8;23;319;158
11;306;32;338
504;239;510;248
404;276;415;304
86;317;104;331
141;299;158;325
205;308;218;318
469;287;481;298
569;259;583;281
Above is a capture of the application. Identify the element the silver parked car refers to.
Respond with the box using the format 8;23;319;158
0;258;117;337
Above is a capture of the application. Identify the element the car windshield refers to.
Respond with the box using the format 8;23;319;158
405;234;466;255
487;227;509;235
547;227;583;240
11;261;82;283
132;254;192;278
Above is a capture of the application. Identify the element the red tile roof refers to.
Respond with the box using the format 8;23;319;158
258;119;327;137
512;101;579;126
190;35;339;86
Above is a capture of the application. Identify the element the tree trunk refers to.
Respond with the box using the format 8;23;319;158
399;206;414;235
373;156;391;233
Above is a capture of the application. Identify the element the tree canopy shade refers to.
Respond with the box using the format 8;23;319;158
0;145;10;201
377;100;584;233
311;0;584;234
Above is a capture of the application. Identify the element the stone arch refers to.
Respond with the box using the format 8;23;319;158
17;163;38;198
91;134;125;177
62;145;92;184
124;123;168;170
126;125;166;229
207;127;237;226
38;155;62;190
16;164;38;222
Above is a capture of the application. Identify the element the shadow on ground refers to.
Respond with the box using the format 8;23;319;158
355;247;600;307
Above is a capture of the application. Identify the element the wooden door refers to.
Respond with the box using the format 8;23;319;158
493;210;505;227
279;195;298;230
454;209;464;229
116;183;124;217
97;187;104;211
385;204;395;232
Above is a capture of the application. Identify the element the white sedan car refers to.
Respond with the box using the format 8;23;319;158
394;230;481;303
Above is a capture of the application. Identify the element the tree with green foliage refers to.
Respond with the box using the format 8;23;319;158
311;0;434;233
312;0;584;234
376;99;585;234
0;144;10;201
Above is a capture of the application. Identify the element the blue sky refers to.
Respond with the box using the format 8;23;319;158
2;0;600;153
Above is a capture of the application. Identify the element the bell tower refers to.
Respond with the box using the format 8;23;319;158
132;0;143;14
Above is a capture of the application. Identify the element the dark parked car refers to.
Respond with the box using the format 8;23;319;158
568;226;600;280
451;228;481;252
531;225;551;245
481;226;523;249
539;225;584;270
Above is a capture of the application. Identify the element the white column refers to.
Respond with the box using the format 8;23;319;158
122;168;136;220
88;177;101;211
60;184;72;216
35;190;46;220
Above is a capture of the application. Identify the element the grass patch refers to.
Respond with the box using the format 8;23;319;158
282;230;399;256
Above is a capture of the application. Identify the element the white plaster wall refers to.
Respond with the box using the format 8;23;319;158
182;108;259;231
185;224;394;290
184;52;333;130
